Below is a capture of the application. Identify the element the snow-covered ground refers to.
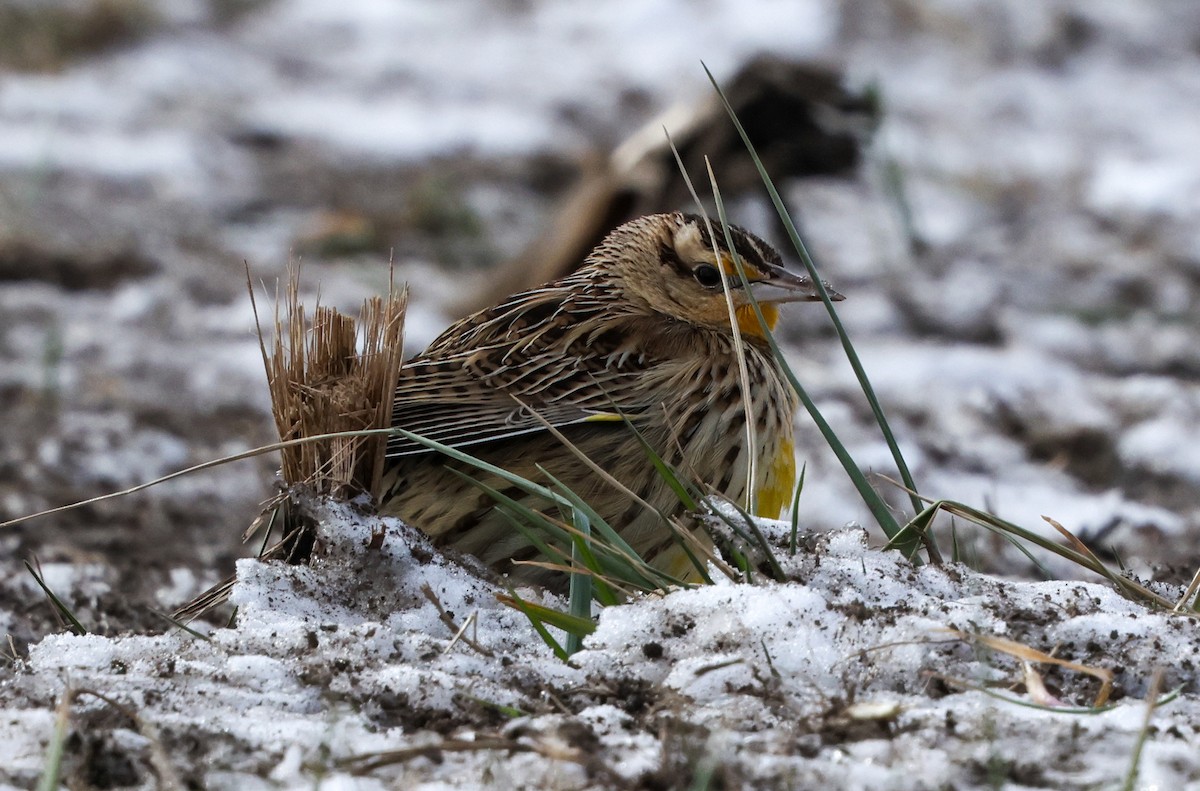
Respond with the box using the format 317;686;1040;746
2;1;1199;788
9;501;1198;790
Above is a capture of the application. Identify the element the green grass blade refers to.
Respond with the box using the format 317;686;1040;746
454;463;668;594
892;500;1049;576
448;470;643;596
614;420;715;583
569;531;620;607
789;462;806;556
566;506;593;655
445;468;570;547
701;160;906;546
955;680;1119;715
665;522;716;586
707;497;785;582
703;62;931;555
618;431;715;582
495;505;571;567
447;468;606;588
532;467;623;549
536;465;687;590
398;425;666;588
25;560;86;636
555;498;620;605
518;390;713;584
501;590;597;641
641;442;700;512
885;502;940;561
934;500;1174;609
604;406;701;513
391;428;572;511
501;589;572;662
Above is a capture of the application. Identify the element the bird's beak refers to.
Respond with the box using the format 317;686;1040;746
744;262;844;304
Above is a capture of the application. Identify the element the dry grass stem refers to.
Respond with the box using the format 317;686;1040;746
253;264;407;502
419;583;494;657
948;629;1114;707
1174;565;1200;612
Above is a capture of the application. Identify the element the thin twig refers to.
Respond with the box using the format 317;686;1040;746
419;583;494;657
340;737;533;773
0;428;405;531
1173;566;1200;612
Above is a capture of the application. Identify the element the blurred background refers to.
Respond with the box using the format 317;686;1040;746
2;0;1199;637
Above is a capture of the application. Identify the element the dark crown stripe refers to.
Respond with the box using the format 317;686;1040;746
679;213;781;271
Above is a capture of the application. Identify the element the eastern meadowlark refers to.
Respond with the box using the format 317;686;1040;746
380;212;840;584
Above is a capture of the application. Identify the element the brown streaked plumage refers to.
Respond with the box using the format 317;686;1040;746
380;212;841;584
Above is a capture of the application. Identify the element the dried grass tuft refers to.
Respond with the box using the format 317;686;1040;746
252;265;407;503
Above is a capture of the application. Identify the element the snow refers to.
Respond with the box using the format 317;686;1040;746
240;0;835;157
11;501;1198;789
3;0;1200;787
1121;416;1200;485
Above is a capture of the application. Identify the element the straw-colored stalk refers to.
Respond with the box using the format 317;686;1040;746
258;267;407;502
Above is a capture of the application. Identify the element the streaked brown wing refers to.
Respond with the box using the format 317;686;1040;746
386;283;656;459
386;391;623;458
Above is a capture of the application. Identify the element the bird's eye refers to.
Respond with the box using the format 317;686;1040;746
693;263;722;288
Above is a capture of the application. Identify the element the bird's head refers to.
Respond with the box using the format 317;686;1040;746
589;212;842;340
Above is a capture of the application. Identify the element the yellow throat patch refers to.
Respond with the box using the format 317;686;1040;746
718;252;781;341
734;303;779;340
